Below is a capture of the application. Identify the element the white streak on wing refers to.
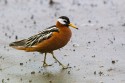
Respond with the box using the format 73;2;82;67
30;33;52;47
43;27;57;32
37;32;52;43
25;26;58;47
45;32;52;38
30;37;38;46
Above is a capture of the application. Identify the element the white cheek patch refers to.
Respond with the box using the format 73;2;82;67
57;18;65;24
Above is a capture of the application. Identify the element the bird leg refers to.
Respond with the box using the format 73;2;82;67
51;52;68;69
43;53;52;67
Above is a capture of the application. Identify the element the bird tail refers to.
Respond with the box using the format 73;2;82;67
9;39;27;50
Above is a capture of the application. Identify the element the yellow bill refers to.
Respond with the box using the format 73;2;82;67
69;23;78;29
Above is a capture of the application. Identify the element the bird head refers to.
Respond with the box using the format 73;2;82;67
57;16;78;29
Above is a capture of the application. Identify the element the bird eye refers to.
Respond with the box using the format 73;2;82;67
63;20;67;23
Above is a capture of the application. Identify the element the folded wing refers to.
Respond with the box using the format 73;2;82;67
9;25;59;49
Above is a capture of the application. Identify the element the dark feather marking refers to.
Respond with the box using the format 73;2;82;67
25;25;59;47
9;39;27;46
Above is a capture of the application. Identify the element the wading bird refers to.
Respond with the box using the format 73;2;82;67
9;16;78;69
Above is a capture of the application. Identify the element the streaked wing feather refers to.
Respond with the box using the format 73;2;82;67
25;25;59;47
